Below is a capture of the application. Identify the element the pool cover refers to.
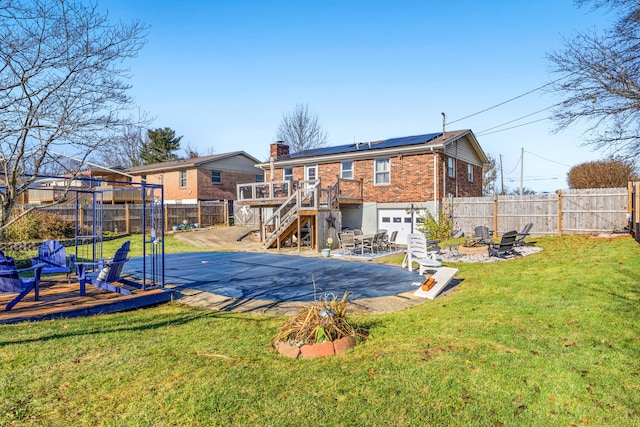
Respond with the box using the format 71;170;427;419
124;252;423;302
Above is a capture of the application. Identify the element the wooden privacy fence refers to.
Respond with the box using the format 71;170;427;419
25;200;229;233
445;187;629;236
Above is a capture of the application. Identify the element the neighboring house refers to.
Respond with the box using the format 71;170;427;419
238;129;487;247
92;151;263;204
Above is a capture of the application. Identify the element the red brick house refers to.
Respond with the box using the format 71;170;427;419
238;129;487;247
124;151;262;203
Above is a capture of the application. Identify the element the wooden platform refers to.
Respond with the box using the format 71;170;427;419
0;275;173;324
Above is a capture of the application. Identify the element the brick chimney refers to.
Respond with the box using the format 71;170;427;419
270;141;289;159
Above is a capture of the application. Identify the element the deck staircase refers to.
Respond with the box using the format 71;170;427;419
263;180;339;249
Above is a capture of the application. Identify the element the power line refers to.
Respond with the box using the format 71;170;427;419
476;104;557;135
446;74;571;126
476;117;550;136
524;150;572;167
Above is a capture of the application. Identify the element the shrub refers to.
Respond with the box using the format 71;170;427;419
5;211;74;241
416;209;454;241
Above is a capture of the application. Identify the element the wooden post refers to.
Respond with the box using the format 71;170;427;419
125;203;131;234
223;200;228;226
164;204;169;232
628;181;633;217
557;189;563;236
197;200;202;227
493;195;499;237
297;215;301;252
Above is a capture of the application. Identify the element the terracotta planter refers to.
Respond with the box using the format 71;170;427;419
458;245;488;256
301;341;335;359
275;336;357;359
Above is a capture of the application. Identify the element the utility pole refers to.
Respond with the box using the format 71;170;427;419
520;147;524;196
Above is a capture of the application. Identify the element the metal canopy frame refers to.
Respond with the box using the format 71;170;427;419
10;175;165;291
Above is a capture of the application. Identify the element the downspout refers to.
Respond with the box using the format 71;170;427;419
432;147;438;222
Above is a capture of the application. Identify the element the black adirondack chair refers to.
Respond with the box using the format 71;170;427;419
514;223;534;246
488;231;518;258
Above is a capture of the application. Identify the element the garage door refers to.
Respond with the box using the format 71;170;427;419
377;209;423;246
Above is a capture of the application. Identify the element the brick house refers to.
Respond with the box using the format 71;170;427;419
238;129;487;247
123;151;262;203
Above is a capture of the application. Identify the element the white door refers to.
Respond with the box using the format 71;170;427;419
377;209;422;246
304;165;317;187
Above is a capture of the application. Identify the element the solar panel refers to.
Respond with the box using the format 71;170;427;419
288;132;442;158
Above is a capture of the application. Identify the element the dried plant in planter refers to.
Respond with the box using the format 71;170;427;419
274;291;366;347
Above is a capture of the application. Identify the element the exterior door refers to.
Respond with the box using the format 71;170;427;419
304;165;317;187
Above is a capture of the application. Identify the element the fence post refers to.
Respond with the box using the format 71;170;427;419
557;190;563;236
125;203;130;234
164;204;169;232
197;200;202;227
223;200;228;226
493;195;498;237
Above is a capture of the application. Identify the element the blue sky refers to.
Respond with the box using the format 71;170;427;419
105;0;611;192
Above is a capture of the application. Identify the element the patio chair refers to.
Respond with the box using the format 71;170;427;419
339;232;356;255
387;231;398;251
514;223;534;246
1;251;45;311
488;231;518;258
76;241;132;295
472;226;493;244
31;239;75;281
403;233;442;275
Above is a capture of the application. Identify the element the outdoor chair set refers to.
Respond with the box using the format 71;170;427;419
1;240;132;311
337;229;398;256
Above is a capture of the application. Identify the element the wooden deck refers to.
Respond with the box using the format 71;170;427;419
0;275;173;324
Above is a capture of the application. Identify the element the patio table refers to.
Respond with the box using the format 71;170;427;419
354;234;375;254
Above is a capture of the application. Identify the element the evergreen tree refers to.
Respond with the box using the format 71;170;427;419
140;127;182;164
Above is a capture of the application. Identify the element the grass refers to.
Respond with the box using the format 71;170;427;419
1;234;639;426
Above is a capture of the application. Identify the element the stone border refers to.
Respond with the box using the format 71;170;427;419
275;336;357;359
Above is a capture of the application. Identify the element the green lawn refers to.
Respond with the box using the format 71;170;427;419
1;235;639;426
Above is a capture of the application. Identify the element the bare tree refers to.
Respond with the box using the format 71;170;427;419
548;0;640;161
482;154;498;196
0;0;147;234
182;141;216;159
276;103;328;153
93;110;153;168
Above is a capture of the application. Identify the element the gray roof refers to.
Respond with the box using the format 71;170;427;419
125;151;260;174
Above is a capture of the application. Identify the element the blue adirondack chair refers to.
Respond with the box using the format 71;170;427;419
31;239;75;280
76;241;132;296
1;251;44;311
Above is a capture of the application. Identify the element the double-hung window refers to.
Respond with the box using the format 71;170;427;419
179;170;187;187
374;158;390;185
341;161;353;179
447;157;455;178
283;167;293;181
467;164;473;182
211;171;222;184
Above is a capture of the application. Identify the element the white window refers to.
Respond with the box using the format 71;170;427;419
283;167;293;181
374;158;390;185
211;171;222;184
341;161;353;179
467;164;473;182
447;157;455;178
255;174;264;183
179;170;187;187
